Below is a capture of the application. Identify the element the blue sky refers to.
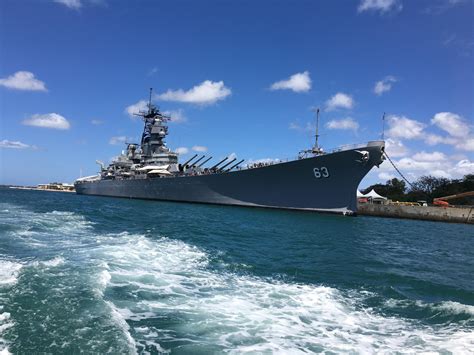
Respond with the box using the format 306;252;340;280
0;0;473;186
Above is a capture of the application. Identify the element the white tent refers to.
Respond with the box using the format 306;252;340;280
365;189;387;200
357;190;366;198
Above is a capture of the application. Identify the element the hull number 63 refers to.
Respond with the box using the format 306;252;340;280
313;167;329;178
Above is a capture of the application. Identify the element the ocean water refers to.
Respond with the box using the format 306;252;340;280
0;187;473;354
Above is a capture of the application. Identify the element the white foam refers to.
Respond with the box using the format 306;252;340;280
0;260;22;286
95;233;474;354
105;301;138;355
0;309;13;355
2;204;472;353
434;301;474;317
40;256;66;268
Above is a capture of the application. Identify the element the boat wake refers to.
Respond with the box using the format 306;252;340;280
0;203;472;353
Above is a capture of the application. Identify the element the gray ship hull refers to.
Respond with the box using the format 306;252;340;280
75;142;384;215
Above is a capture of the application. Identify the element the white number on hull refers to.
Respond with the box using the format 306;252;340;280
313;167;329;178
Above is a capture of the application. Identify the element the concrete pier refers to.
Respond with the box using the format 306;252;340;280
358;204;474;224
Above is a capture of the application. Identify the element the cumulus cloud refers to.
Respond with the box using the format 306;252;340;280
325;93;354;111
424;112;474;151
431;112;470;138
325;117;359;131
0;139;35;149
22;113;70;130
156;80;231;105
452;159;474;176
0;71;47;92
53;0;82;9
456;138;474;151
175;147;189;154
270;71;311;93
378;153;473;181
386;115;425;139
374;76;397;95
358;0;402;13
385;138;408;157
192;145;208;152
109;136;128;145
412;151;447;162
91;119;103;125
163;109;187;123
125;100;148;118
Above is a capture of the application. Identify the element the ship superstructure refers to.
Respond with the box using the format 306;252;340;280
75;90;385;215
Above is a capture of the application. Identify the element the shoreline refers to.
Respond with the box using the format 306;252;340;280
8;186;75;193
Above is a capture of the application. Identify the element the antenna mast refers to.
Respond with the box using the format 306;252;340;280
381;112;386;141
148;88;153;114
314;107;320;150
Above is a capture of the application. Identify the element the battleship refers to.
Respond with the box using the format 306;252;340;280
75;90;385;215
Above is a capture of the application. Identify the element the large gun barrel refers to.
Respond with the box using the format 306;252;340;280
218;158;237;171
210;157;228;170
197;156;213;168
225;159;245;172
182;154;198;167
190;155;205;167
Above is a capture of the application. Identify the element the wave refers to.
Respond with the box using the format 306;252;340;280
96;233;474;354
1;203;473;353
0;260;22;355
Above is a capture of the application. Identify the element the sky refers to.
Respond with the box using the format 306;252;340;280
0;0;473;187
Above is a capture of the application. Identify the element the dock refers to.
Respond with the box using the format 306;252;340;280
358;203;474;224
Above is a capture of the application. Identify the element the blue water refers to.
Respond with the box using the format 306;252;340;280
0;187;473;354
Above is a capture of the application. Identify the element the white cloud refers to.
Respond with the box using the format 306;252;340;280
163;109;187;123
53;0;82;9
378;153;473;182
0;71;47;92
452;159;474;176
125;100;148;118
431;112;470;138
374;76;397;95
192;145;208;152
91;119;103;125
358;0;402;13
386;115;425;139
156;80;231;105
424;133;453;146
270;71;311;93
378;172;396;180
289;121;315;132
456;138;474;151
385;138;408;157
0;139;35;149
22;113;70;130
109;136;127;145
412;151;447;162
325;117;359;131
175;147;189;155
325;93;354;111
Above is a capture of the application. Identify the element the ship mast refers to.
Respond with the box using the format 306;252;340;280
312;107;323;155
148;87;153;114
313;107;320;152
